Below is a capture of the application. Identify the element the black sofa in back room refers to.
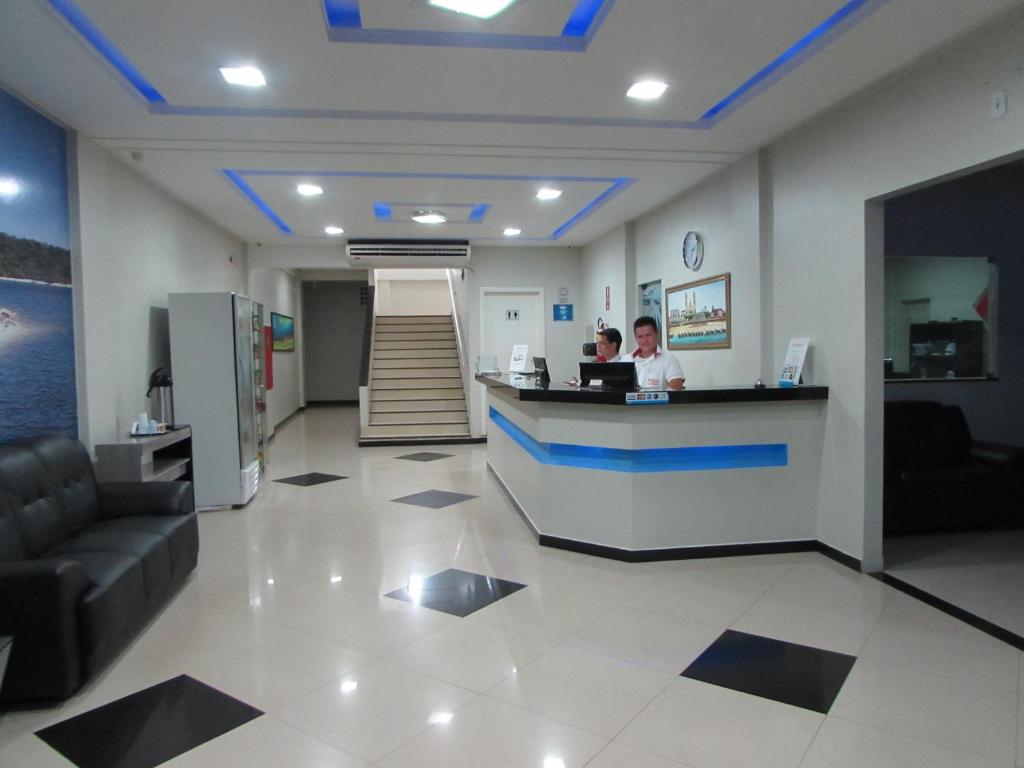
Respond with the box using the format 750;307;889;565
0;435;197;706
884;400;1024;535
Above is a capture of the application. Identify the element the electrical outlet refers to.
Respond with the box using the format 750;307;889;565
991;90;1007;119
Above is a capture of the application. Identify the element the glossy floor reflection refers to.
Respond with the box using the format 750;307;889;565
35;675;262;768
384;568;527;617
2;406;1021;768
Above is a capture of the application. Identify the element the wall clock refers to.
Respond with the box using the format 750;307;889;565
682;230;704;271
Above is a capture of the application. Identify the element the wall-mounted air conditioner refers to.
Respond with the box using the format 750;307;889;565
346;239;470;268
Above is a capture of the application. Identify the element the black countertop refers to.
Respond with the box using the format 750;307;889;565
476;374;828;405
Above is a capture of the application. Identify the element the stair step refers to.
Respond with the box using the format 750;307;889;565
370;412;469;425
376;324;453;335
376;315;451;325
373;378;463;390
374;369;460;381
373;358;460;370
362;423;470;438
375;332;454;342
374;348;458;360
372;399;467;413
373;388;465;400
376;340;456;350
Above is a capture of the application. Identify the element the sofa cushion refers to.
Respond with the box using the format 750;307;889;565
55;550;147;660
0;445;67;556
885;401;962;469
0;489;27;561
46;530;173;599
89;515;198;579
26;436;100;536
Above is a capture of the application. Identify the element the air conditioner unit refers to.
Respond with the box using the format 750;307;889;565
346;239;471;268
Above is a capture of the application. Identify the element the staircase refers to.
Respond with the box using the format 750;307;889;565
362;315;470;442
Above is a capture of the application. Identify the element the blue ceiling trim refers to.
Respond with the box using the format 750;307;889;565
47;0;165;104
322;0;614;52
222;171;293;235
54;0;885;129
489;406;788;472
229;169;630;239
468;203;490;222
700;0;891;124
374;201;491;224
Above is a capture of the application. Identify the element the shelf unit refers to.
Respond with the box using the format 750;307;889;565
95;426;193;484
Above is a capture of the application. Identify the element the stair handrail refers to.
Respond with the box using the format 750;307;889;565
359;285;376;387
447;269;467;368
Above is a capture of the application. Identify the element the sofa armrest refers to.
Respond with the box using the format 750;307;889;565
0;558;91;703
97;481;194;519
969;441;1024;472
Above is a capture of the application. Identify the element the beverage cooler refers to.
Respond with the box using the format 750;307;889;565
169;292;266;507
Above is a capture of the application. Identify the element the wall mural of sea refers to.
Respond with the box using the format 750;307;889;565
0;88;77;443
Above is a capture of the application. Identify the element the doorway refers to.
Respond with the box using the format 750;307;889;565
478;287;544;432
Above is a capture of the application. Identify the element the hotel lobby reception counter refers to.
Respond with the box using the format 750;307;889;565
477;374;829;560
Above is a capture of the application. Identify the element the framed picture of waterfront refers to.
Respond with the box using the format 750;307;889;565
665;273;731;350
270;312;294;351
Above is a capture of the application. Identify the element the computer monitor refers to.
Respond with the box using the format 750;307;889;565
579;361;636;390
532;356;551;385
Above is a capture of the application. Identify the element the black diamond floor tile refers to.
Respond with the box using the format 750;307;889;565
35;675;263;768
384;568;526;617
396;452;454;462
274;472;348;487
681;630;856;714
391;489;477;508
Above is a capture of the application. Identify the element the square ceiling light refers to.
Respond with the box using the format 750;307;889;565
428;0;518;20
219;66;266;87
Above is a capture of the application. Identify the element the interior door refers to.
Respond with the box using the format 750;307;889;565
480;289;544;374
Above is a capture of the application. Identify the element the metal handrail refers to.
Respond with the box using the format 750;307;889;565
447;269;467;368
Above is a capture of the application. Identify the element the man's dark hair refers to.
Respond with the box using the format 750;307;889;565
598;327;622;351
633;315;658;333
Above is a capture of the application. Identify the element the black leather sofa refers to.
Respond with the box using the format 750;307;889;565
884;400;1024;534
0;435;197;706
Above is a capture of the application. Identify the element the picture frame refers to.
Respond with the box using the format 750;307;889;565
665;273;731;350
270;312;295;351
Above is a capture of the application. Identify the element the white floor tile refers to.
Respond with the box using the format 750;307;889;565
469;583;619;642
585;740;690;768
274;661;477;763
618;677;823;768
487;645;674;737
829;657;1017;764
731;594;882;656
377;696;608;768
387;620;552;692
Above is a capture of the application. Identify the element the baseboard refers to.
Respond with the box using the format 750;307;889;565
358;436;487;447
874;572;1024;652
538;535;820;563
814;541;862;572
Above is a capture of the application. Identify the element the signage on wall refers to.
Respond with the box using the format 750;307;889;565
553;304;573;321
605;286;611;311
558;287;569;304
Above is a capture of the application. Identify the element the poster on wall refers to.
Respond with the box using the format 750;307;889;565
271;312;294;351
665;273;731;350
0;89;76;442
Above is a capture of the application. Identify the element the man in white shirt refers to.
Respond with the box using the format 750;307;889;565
596;328;622;363
622;316;685;390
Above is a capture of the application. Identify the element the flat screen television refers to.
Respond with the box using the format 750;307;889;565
579;361;636;390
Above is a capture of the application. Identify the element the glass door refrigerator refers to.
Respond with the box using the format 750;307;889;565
169;292;265;507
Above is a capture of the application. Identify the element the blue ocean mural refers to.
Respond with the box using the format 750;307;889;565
0;88;76;442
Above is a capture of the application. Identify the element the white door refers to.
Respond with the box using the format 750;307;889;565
479;288;544;434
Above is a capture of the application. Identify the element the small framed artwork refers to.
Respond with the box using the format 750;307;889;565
665;273;731;350
270;312;295;351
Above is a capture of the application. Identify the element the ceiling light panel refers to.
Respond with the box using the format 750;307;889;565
219;65;266;87
411;210;448;224
627;80;668;100
536;187;563;201
296;183;324;197
428;0;518;21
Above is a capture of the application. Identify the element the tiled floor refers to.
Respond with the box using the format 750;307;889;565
886;531;1024;639
2;406;1022;767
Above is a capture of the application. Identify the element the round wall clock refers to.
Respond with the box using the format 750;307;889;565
682;230;704;271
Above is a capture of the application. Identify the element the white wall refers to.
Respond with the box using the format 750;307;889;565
581;225;628;341
767;9;1024;568
72;135;246;450
375;280;450;315
467;247;581;435
247;266;304;433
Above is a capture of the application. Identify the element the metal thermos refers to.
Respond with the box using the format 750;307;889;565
147;367;175;426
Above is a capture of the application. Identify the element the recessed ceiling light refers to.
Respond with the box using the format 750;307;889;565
428;0;517;20
411;210;448;224
324;225;345;236
297;183;324;197
536;188;562;201
219;65;266;88
503;227;522;237
0;177;21;199
627;80;668;100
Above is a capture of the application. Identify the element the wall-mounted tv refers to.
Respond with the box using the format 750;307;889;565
271;312;294;352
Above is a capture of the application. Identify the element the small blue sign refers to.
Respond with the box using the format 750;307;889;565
553;303;574;321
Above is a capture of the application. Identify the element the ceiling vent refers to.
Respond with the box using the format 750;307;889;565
346;239;470;268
